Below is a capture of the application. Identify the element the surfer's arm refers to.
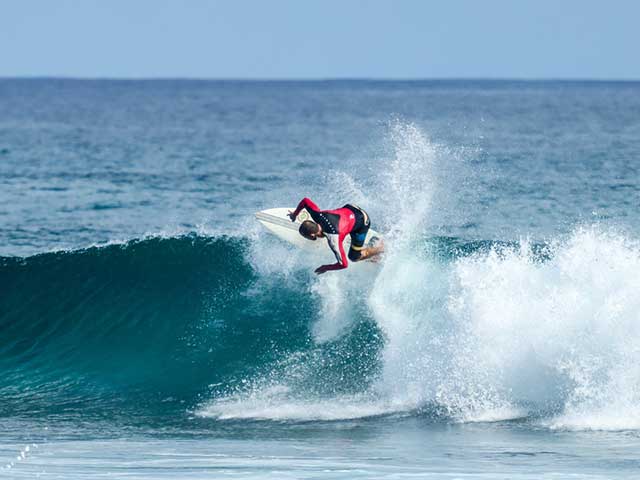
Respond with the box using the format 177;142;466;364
315;233;348;274
315;262;347;274
289;197;320;221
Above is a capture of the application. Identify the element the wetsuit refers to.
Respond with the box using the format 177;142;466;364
291;197;371;271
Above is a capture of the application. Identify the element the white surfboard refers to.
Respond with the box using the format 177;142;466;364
255;207;382;261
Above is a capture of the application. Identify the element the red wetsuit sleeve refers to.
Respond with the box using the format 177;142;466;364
292;197;320;218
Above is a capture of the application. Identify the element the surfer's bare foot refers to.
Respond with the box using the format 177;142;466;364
358;240;384;262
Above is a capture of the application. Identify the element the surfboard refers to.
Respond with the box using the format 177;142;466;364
255;207;382;259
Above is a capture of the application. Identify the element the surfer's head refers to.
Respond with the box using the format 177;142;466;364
299;220;321;240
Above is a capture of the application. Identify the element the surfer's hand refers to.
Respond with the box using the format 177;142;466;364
287;211;296;222
315;265;329;275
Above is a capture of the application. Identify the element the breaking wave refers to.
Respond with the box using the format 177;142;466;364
3;123;639;431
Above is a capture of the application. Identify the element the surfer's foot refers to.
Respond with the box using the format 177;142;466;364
359;240;384;262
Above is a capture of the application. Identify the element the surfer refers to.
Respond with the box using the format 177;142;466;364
288;197;384;274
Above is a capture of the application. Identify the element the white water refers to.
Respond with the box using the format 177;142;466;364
369;226;640;429
201;123;640;431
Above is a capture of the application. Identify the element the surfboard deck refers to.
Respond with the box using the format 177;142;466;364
255;207;382;258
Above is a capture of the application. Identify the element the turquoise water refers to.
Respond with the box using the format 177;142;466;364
1;79;640;478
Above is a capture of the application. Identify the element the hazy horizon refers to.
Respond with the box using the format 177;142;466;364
2;76;640;82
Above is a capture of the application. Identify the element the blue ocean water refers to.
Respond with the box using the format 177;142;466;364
1;79;640;478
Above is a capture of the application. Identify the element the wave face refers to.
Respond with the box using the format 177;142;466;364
0;235;382;418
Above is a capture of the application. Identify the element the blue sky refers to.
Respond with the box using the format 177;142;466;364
2;0;639;79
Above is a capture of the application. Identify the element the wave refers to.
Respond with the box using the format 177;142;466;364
0;232;537;414
3;122;640;431
3;228;639;430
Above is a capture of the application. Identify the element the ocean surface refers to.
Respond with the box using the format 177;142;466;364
1;79;640;478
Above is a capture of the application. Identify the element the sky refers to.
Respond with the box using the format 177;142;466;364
2;0;639;79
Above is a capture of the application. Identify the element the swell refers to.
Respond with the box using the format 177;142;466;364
0;236;296;415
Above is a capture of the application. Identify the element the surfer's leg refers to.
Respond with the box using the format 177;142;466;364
348;224;383;262
348;228;368;262
347;208;384;262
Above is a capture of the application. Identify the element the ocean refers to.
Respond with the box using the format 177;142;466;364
1;79;640;478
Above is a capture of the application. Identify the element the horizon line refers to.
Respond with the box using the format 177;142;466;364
1;76;640;83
